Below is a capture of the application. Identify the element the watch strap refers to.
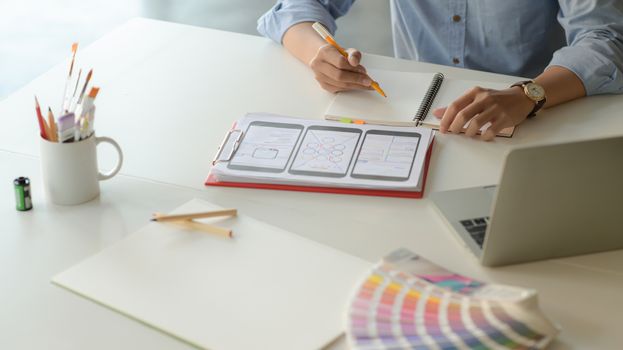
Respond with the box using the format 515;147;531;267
527;99;546;119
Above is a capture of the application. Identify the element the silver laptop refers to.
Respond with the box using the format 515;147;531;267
430;136;623;266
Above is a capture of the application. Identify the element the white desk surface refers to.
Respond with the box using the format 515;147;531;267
1;18;622;349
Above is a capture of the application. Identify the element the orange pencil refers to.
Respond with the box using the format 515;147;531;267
312;22;386;98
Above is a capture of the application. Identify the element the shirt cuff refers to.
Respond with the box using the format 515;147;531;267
548;45;623;96
257;1;337;44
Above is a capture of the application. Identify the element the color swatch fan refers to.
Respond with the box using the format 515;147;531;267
346;249;559;349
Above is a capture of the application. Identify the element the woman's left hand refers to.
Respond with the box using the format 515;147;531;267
432;86;535;141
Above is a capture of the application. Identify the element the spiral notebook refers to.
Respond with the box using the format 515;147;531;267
325;69;515;137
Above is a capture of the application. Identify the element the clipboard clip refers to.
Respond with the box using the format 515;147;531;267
212;129;243;165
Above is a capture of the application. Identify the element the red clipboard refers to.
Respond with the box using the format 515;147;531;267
205;140;434;199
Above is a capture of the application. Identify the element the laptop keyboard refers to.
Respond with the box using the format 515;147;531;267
459;217;490;248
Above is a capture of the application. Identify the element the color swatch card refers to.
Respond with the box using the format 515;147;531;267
346;248;559;350
52;199;371;350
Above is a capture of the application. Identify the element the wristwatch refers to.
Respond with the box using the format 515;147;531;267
510;80;546;118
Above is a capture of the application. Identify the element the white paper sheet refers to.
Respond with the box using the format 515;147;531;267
52;199;371;350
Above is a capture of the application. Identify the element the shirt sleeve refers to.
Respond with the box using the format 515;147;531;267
549;0;623;95
257;0;355;44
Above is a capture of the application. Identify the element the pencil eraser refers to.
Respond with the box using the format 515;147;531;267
312;22;331;39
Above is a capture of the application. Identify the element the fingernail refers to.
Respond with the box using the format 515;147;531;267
363;78;371;86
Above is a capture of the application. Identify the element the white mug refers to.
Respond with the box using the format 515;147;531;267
40;135;123;205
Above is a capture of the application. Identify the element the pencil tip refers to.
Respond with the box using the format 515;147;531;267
150;218;157;222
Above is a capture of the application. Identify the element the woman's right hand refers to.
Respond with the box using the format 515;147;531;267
309;44;373;93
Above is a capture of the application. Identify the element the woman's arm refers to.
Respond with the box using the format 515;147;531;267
282;22;327;65
434;66;586;140
435;0;623;141
257;1;368;92
535;66;586;108
283;22;372;93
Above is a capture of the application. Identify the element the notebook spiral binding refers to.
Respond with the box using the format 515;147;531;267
413;73;444;126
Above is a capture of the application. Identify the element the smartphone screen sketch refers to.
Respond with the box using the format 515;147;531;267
289;126;362;178
228;121;304;173
351;130;421;181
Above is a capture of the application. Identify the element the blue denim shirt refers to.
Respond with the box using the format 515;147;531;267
257;0;623;96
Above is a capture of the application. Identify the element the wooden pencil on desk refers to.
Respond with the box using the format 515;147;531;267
150;209;237;222
151;209;237;239
164;219;233;238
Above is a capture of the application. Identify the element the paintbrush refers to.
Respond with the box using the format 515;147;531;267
60;42;79;113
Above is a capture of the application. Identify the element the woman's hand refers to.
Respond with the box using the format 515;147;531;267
308;44;373;93
432;86;535;141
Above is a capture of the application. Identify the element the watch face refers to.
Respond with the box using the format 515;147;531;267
525;83;545;101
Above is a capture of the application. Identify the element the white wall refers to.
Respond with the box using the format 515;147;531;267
0;0;392;100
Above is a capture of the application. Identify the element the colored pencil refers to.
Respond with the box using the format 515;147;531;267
47;107;58;142
151;209;237;222
163;219;233;238
34;96;49;140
